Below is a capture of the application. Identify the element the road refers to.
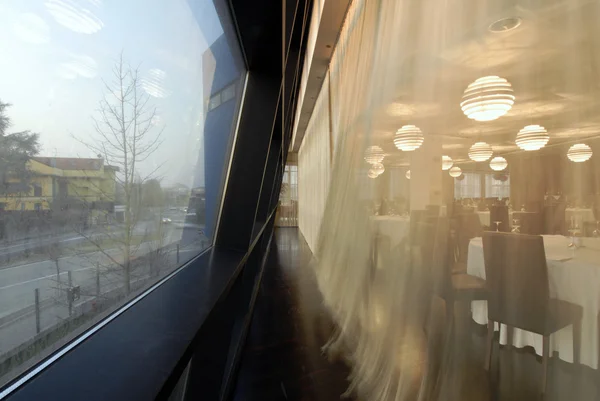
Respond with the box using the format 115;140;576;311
0;219;160;263
0;210;207;355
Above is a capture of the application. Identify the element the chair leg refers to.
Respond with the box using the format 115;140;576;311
485;320;494;371
542;335;550;396
573;319;582;366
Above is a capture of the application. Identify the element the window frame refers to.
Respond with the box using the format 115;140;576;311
0;0;311;398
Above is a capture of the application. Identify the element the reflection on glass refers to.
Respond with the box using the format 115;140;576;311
299;1;600;398
0;0;244;385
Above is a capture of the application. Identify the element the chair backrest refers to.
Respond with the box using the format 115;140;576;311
454;213;482;263
490;205;509;232
543;203;566;235
412;218;450;305
430;218;453;297
482;232;550;332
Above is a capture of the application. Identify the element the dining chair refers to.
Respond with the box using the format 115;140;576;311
543;203;566;235
437;221;487;329
411;220;438;331
490;205;509;232
450;213;483;273
482;232;583;396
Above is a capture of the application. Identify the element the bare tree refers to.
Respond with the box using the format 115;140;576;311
75;53;163;295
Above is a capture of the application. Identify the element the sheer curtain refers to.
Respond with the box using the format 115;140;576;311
298;74;331;253
297;0;600;399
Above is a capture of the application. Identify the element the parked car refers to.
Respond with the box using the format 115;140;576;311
161;217;172;224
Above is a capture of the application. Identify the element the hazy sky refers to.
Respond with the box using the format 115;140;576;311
0;0;225;187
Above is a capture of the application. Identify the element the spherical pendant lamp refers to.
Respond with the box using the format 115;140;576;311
489;156;508;171
468;142;493;161
567;143;593;162
364;145;384;164
449;166;462;178
461;76;515;121
442;155;453;170
405;170;411;180
367;169;379;179
371;162;385;175
393;125;424;151
515;125;549;151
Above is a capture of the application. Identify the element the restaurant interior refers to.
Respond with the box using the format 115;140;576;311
295;0;600;399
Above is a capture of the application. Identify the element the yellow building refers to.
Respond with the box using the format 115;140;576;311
0;157;118;212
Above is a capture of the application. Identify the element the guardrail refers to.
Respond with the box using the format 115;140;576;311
0;237;208;382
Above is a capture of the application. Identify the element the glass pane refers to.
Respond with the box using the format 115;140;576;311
0;0;244;385
275;163;298;227
298;0;600;399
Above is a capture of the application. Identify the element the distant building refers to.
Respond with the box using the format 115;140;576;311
164;183;190;207
197;34;244;237
0;157;118;214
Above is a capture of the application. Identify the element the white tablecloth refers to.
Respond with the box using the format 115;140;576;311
476;211;513;229
566;208;596;224
370;215;410;247
476;211;490;227
467;235;600;368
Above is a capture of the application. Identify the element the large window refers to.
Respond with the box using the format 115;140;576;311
276;165;298;227
0;0;244;385
454;172;482;199
454;172;510;199
484;174;511;199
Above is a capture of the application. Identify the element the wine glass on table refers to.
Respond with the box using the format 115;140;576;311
567;218;581;248
493;221;502;232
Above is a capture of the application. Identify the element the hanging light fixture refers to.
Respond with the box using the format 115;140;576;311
371;162;385;176
567;143;593;162
367;169;379;179
405;170;411;180
449;166;462;178
515;125;549;151
442;155;453;170
364;145;384;164
461;76;515;121
468;142;493;161
393;125;424;151
489;156;508;171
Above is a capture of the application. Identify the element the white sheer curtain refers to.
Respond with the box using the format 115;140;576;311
297;0;600;399
298;74;331;253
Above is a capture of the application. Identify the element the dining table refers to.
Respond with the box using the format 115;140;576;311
370;215;410;248
566;208;596;224
476;210;514;228
369;215;410;270
467;235;600;368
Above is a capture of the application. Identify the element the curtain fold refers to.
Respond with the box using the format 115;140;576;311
298;74;331;253
298;0;600;399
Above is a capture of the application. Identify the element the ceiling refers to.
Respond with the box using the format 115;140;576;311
366;0;600;168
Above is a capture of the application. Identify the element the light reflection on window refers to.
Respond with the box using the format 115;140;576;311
0;0;244;386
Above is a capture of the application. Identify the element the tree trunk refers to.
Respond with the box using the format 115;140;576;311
124;259;131;295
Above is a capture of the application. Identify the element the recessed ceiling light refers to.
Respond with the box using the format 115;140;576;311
489;17;522;33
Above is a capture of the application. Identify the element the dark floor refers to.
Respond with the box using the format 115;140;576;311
231;227;354;401
231;228;599;401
